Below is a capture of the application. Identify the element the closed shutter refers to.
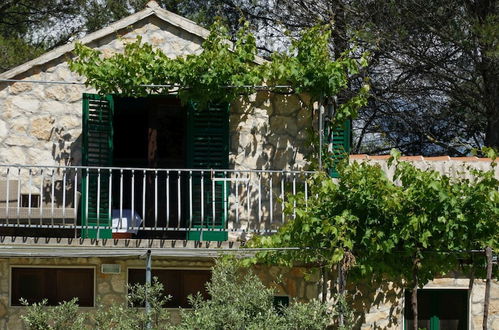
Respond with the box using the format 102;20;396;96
327;120;351;178
81;93;113;239
186;102;229;241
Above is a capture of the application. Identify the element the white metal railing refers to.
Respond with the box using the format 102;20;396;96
0;165;314;239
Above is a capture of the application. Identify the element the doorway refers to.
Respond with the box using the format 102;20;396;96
81;93;229;240
112;96;187;238
404;289;468;330
113;96;187;169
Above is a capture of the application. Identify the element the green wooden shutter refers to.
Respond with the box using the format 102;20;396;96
186;102;229;241
327;120;351;178
81;93;114;239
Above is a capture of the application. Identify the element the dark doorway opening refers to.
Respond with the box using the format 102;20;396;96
80;93;229;241
113;96;186;168
112;96;188;239
404;289;468;330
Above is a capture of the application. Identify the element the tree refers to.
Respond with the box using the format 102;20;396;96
21;279;171;330
177;257;332;330
69;20;368;120
359;0;499;154
20;298;87;330
194;0;499;154
250;150;499;328
0;0;217;72
3;0;497;155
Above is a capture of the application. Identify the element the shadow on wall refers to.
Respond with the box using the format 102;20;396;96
52;130;82;166
45;91;315;171
229;91;315;171
348;277;404;329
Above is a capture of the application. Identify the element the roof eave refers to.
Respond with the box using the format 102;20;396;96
0;4;266;80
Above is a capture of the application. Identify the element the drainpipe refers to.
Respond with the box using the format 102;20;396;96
145;249;152;329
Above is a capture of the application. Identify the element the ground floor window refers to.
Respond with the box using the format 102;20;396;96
11;267;94;307
128;268;211;308
404;289;468;330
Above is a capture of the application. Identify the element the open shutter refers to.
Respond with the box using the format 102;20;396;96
81;93;113;239
186;102;229;241
327;120;351;178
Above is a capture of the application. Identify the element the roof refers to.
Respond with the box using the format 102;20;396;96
0;1;264;80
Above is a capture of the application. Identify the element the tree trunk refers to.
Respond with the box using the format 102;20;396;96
337;261;345;327
321;266;328;303
469;0;499;149
411;256;419;330
468;261;475;303
484;76;499;149
483;247;493;330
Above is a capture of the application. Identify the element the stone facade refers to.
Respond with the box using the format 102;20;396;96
0;256;318;329
1;253;497;329
353;277;499;329
229;92;312;171
0;16;312;172
0;3;496;329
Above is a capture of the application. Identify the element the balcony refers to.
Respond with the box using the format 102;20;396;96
0;165;314;241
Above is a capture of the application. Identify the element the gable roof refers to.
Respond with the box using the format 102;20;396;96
0;1;263;80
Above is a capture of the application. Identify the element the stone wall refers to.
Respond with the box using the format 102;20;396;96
1;255;497;329
230;92;313;171
0;256;317;329
353;277;499;329
0;16;312;172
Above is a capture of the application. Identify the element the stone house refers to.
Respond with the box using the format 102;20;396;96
0;1;497;328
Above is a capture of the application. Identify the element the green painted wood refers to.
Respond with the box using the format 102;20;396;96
430;290;439;330
327;119;351;178
186;102;229;241
81;93;114;239
404;289;469;330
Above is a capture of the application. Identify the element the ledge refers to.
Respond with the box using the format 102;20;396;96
0;236;250;258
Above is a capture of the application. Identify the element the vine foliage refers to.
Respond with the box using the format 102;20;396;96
69;20;368;123
248;150;499;326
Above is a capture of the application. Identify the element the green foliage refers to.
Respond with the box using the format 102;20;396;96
177;257;332;330
22;280;170;330
21;259;333;329
69;20;261;109
69;20;368;119
20;298;85;330
250;151;499;285
263;25;369;123
94;278;171;329
282;299;335;330
0;36;45;72
176;258;281;330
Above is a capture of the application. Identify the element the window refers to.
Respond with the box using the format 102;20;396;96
11;267;94;307
128;268;211;308
404;289;468;330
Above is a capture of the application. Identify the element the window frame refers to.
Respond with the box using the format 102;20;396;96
402;287;470;330
9;265;96;308
126;266;212;309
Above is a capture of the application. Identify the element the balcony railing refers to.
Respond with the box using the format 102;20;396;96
0;165;314;240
